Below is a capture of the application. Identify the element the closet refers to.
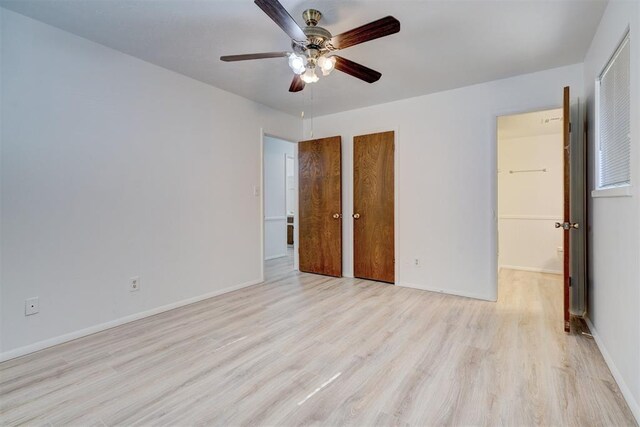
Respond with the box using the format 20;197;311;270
353;131;395;283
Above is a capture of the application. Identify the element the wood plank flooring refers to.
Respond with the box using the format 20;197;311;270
0;266;636;426
264;247;294;281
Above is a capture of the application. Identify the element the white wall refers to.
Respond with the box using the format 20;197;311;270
263;136;294;260
0;9;301;358
0;6;4;354
286;157;295;215
583;0;640;421
304;63;583;301
498;133;564;274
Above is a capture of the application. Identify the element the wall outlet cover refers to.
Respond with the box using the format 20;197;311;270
25;297;39;316
129;276;140;292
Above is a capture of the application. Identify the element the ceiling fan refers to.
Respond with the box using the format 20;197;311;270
220;0;400;92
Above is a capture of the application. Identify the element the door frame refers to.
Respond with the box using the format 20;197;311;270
285;152;295;250
491;104;564;300
260;130;299;282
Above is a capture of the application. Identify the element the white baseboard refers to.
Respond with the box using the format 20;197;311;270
397;282;496;302
265;253;287;261
0;278;262;363
500;265;562;275
585;317;640;424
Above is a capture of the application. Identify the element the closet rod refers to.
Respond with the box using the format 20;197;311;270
509;168;547;174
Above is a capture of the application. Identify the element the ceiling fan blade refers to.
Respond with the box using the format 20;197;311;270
289;74;305;92
254;0;307;42
330;16;400;50
333;56;382;83
220;52;289;62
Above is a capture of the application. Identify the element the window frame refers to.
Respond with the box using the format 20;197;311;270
592;31;632;198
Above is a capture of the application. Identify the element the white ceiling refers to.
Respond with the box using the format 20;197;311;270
1;0;607;117
498;108;564;139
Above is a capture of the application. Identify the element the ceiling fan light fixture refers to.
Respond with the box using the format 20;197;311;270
221;1;400;92
318;55;335;75
288;53;306;74
301;67;319;83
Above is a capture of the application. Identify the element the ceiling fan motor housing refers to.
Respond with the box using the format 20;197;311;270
292;9;333;57
303;26;331;48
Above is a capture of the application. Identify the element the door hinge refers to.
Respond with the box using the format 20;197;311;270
569;276;572;287
569;122;572;133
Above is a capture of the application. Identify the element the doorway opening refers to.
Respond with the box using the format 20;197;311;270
263;135;296;280
497;108;564;301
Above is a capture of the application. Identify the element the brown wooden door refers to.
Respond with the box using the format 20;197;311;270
353;131;395;283
298;136;342;277
561;86;572;333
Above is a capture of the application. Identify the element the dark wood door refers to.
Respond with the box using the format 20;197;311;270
353;131;394;283
561;86;572;333
298;136;342;277
556;86;581;332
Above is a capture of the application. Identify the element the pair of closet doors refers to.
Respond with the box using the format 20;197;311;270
298;131;394;283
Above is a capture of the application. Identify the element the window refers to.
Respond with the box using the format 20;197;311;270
595;33;631;194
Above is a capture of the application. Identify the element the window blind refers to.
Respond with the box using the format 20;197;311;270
598;35;631;188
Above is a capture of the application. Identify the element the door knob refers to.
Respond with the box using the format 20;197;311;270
555;222;580;230
332;213;341;219
353;213;361;219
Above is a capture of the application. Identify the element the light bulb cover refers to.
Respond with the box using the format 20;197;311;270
288;53;306;75
318;56;336;76
318;55;336;73
301;68;319;83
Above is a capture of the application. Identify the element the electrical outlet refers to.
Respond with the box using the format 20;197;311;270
414;258;421;267
129;276;140;292
25;297;39;316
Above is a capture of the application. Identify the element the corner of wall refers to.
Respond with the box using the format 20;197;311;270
584;317;640;423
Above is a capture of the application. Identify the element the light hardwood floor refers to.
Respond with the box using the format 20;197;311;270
264;247;294;281
0;266;636;426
